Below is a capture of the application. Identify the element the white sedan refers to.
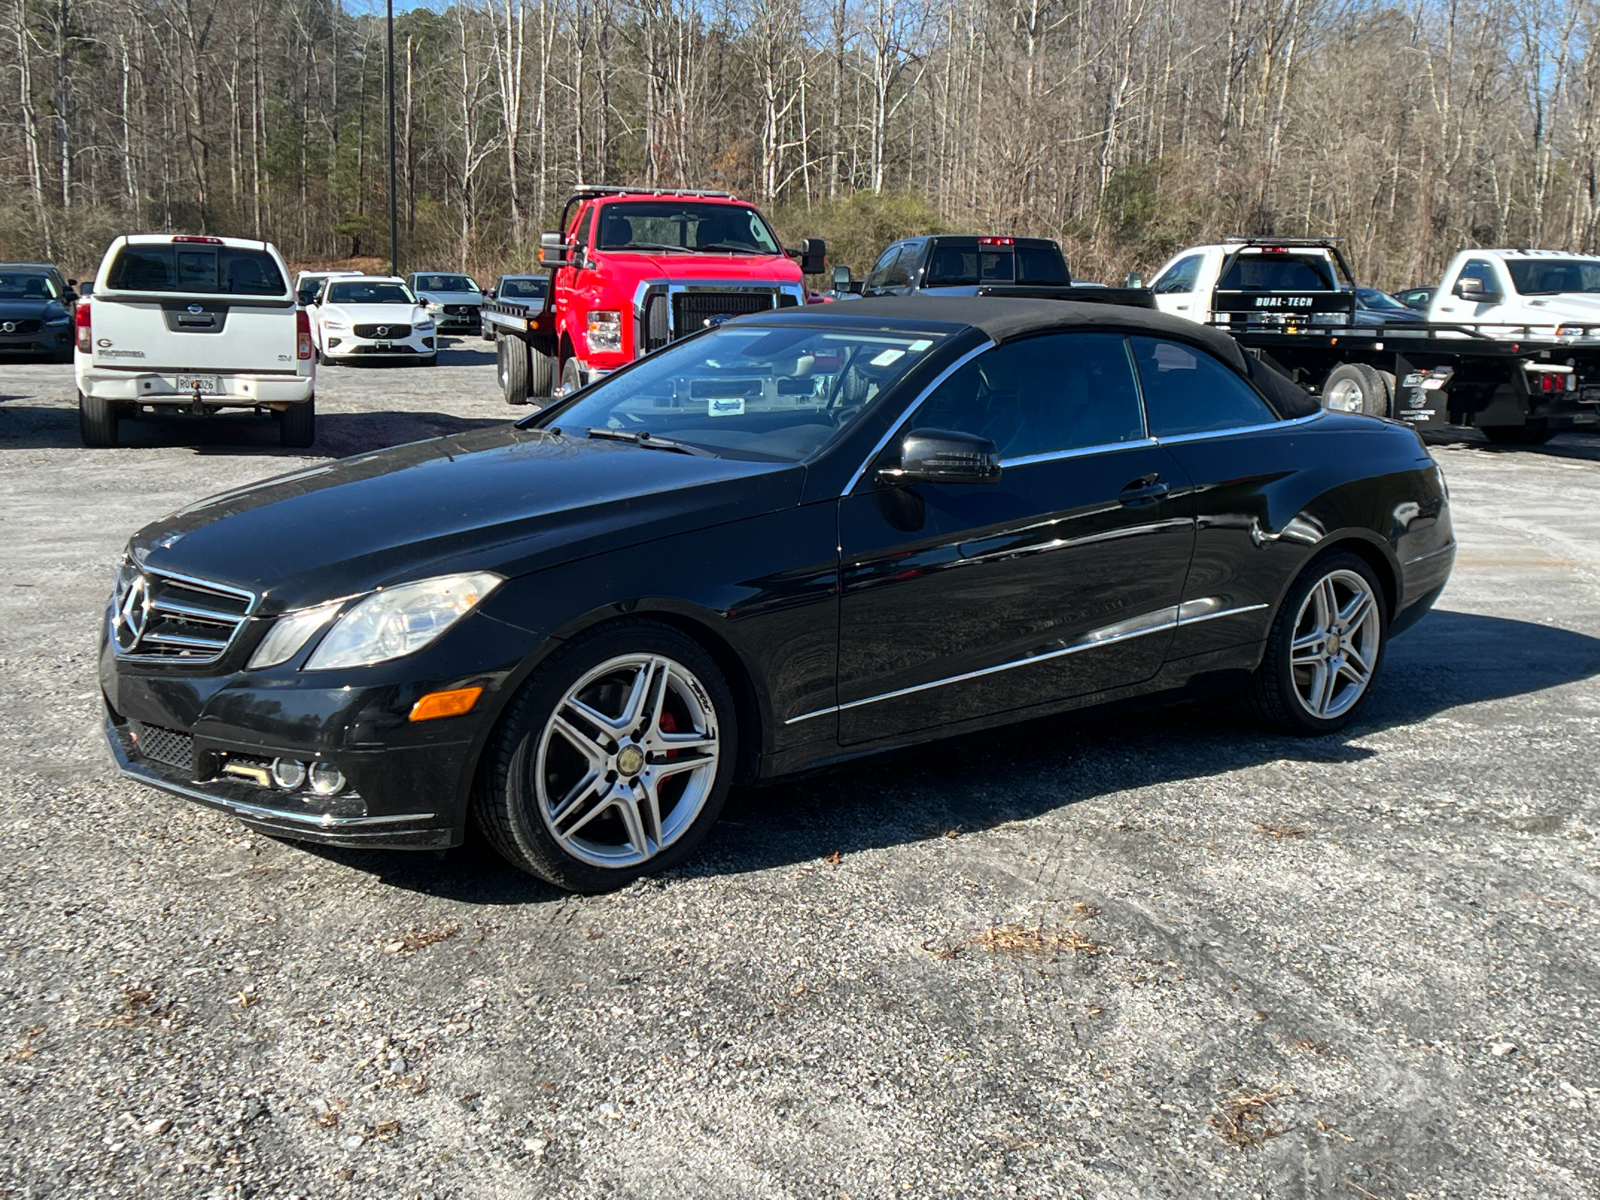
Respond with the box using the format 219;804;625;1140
310;277;437;366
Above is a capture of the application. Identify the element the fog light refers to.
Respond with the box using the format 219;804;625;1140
270;758;308;790
308;762;346;796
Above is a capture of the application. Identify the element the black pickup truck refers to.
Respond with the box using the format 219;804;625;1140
834;235;1153;309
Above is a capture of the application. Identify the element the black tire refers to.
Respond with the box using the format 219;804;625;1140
1482;420;1554;445
1320;363;1390;416
530;347;555;399
482;324;496;342
279;397;316;448
473;619;738;893
78;390;118;447
498;335;531;404
560;355;584;396
1245;550;1387;736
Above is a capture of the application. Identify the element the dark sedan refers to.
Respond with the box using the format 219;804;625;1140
100;298;1455;892
1393;286;1436;312
0;267;74;360
1355;286;1425;325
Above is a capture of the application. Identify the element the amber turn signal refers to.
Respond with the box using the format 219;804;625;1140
409;686;483;722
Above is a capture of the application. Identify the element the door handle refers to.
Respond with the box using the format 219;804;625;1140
1119;474;1170;505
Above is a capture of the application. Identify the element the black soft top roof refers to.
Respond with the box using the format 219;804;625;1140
742;295;1319;418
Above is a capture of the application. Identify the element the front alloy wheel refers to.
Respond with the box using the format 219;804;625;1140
1247;550;1386;735
475;621;736;891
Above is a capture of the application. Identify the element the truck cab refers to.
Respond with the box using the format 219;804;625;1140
1428;249;1600;338
853;235;1071;296
507;186;824;400
1148;240;1357;328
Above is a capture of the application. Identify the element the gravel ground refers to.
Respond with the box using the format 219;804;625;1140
2;348;1598;1199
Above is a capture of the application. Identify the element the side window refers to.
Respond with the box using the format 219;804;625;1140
906;334;1145;461
1154;254;1203;295
573;206;595;252
882;245;915;289
865;246;902;292
1131;337;1277;437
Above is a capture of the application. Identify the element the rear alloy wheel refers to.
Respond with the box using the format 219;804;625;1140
498;335;531;404
474;621;736;892
1482;420;1555;445
1321;363;1391;416
78;390;118;447
279;398;316;448
1247;551;1386;735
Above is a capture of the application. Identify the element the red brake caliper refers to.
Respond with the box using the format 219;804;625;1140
659;708;679;759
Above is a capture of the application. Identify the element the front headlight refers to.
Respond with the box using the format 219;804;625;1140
45;314;71;327
416;318;436;331
304;571;503;670
587;309;623;352
426;301;443;313
324;320;348;331
247;599;345;669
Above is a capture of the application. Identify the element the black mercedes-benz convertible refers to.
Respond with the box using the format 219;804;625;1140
101;297;1454;892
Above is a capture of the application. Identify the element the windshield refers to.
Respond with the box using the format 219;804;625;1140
0;272;58;300
1356;287;1409;311
1507;259;1600;296
593;202;781;255
537;324;947;462
327;281;415;305
1218;254;1335;291
499;277;547;299
107;244;286;296
415;274;479;293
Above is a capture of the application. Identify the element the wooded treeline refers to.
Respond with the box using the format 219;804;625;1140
5;0;1600;288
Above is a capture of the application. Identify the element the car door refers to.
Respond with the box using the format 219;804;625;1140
862;245;904;297
836;332;1197;745
1129;335;1302;663
1434;259;1502;326
1152;252;1206;320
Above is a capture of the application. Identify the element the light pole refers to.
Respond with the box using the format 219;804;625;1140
387;0;399;279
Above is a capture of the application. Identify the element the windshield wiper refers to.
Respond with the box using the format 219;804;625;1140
613;242;704;254
585;427;717;457
701;242;766;255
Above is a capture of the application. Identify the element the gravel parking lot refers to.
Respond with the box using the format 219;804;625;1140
2;347;1598;1199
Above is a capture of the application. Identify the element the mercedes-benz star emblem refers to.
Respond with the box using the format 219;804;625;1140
113;573;151;653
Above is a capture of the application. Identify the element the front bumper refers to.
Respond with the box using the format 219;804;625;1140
430;309;481;333
323;333;435;359
103;713;455;848
0;325;70;353
78;368;315;405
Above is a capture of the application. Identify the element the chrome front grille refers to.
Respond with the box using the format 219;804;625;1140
354;323;412;339
110;562;256;664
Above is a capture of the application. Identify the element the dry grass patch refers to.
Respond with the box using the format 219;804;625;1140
1255;821;1307;840
931;922;1110;962
1209;1086;1287;1147
383;923;462;955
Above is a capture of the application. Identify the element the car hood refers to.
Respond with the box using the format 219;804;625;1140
588;250;802;285
322;303;428;324
418;291;482;305
0;298;65;320
129;424;805;613
1519;294;1600;320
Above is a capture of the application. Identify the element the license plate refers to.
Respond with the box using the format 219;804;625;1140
374;340;391;350
176;374;217;393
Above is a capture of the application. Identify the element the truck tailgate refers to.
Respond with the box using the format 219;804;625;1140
91;297;297;373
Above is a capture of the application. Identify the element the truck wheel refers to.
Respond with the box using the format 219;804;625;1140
279;398;316;448
79;391;119;447
1482;420;1554;445
499;336;531;404
530;348;555;399
1321;363;1390;416
560;356;584;396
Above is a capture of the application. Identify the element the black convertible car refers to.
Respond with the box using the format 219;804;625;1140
101;298;1455;892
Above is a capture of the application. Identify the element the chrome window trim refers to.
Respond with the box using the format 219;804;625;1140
784;600;1270;724
841;339;997;496
1000;438;1158;469
1152;409;1323;445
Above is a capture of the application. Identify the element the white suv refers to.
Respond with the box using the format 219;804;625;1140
308;276;436;366
76;235;316;447
1428;249;1600;337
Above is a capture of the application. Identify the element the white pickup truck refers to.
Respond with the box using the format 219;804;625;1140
1427;249;1600;337
75;234;316;448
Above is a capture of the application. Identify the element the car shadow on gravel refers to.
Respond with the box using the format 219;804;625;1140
310;607;1600;903
0;403;506;455
1428;429;1600;464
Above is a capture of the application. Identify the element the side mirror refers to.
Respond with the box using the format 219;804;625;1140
78;282;94;298
1122;272;1144;289
878;428;1001;486
484;288;496;300
67;278;78;288
799;237;827;276
539;232;577;268
1454;276;1499;303
832;265;853;290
